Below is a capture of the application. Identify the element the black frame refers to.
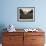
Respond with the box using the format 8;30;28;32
17;7;35;22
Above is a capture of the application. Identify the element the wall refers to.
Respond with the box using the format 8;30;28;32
0;0;46;29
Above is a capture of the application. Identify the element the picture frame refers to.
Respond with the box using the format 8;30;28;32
17;7;35;22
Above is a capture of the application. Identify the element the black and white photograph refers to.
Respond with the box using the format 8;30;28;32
17;7;35;22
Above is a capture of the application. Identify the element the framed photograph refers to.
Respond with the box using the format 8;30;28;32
17;7;35;22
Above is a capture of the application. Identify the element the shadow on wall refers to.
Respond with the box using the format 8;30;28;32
0;24;7;43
